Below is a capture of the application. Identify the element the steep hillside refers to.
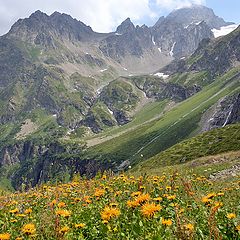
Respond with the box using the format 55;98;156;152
85;68;240;168
136;123;240;171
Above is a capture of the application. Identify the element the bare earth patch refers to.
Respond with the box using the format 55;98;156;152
16;119;38;139
209;164;240;180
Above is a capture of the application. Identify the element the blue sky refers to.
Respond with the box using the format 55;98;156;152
205;0;239;23
142;0;239;27
0;0;239;35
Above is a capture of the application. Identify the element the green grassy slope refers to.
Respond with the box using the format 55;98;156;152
136;123;240;172
85;67;240;165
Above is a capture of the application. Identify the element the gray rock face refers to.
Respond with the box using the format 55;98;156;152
189;26;240;76
116;18;135;34
6;6;232;66
202;93;240;132
162;26;240;78
151;18;214;58
7;10;95;45
99;23;151;61
166;5;232;29
99;5;232;61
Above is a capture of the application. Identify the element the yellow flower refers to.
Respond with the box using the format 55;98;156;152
162;218;173;226
127;200;139;208
206;193;216;199
56;209;71;218
201;196;212;204
110;203;118;208
0;233;11;240
217;192;224;196
101;207;120;221
236;225;240;231
94;188;106;198
141;203;162;218
179;208;185;214
73;198;81;203
75;223;86;229
131;191;142;197
50;199;57;206
227;213;236;219
101;175;107;180
170;203;178;207
115;191;122;196
9;208;19;214
22;223;36;235
167;195;176;201
59;226;69;234
153;197;163;202
24;208;32;214
184;223;194;231
10;219;17;223
16;214;26;218
58;202;66;208
212;201;223;211
135;193;151;205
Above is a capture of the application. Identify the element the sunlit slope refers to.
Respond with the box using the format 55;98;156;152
86;68;240;165
136;123;240;173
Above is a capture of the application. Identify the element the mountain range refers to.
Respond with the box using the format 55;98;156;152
0;5;239;190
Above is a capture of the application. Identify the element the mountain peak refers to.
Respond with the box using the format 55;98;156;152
154;16;165;27
7;10;94;43
29;10;48;19
167;5;232;29
116;18;135;34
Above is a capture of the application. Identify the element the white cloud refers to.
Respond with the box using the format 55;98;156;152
0;0;154;35
155;0;206;10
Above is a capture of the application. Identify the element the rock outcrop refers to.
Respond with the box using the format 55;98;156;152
202;93;240;131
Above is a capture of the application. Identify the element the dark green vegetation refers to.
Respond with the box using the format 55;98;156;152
137;123;240;172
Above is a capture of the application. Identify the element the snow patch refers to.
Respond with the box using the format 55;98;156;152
115;33;122;36
100;69;107;72
152;36;156;45
123;67;128;71
154;72;169;80
208;118;214;122
158;47;162;53
185;21;202;29
169;42;176;57
195;21;202;25
67;129;75;135
222;105;233;127
212;24;238;38
107;107;113;115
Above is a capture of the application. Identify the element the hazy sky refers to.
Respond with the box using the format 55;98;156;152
0;0;239;36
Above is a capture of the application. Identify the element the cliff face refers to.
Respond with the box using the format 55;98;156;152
201;93;240;132
0;140;111;190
